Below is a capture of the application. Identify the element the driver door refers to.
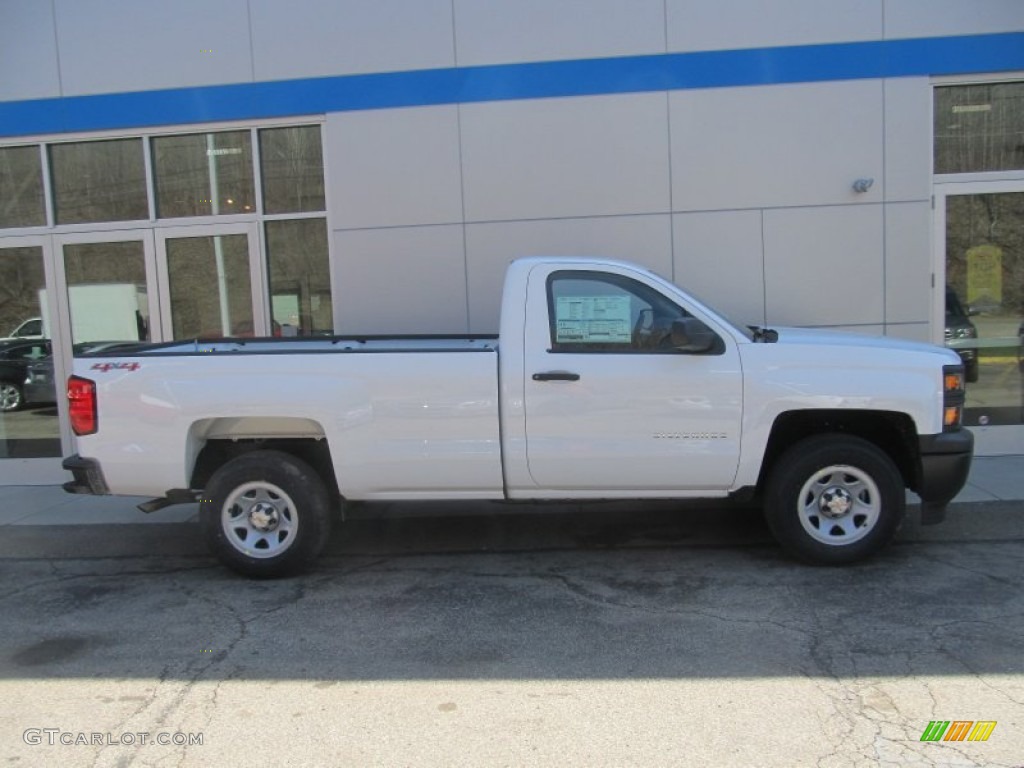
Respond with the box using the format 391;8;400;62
522;266;743;493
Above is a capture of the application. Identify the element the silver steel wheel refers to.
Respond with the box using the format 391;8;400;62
0;383;21;412
797;464;881;546
221;480;299;559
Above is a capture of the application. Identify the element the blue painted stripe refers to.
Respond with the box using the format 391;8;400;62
1;32;1023;139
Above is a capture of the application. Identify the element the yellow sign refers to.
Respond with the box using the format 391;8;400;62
966;244;1002;309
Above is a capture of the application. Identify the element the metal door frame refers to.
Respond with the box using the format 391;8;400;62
154;222;266;340
933;177;1024;456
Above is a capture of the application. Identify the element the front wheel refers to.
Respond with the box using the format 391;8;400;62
201;450;332;578
965;359;979;383
764;435;905;565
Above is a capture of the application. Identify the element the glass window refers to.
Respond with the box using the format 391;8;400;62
0;247;47;341
0;146;45;228
266;219;333;335
63;241;150;344
166;234;254;339
259;125;325;214
50;139;147;224
547;271;714;353
935;82;1024;174
944;192;1024;426
0;246;59;457
153;131;255;218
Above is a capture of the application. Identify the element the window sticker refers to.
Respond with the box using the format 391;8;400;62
555;295;631;344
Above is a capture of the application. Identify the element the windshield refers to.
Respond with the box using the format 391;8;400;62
644;268;756;341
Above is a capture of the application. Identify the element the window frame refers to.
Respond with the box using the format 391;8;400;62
545;269;722;355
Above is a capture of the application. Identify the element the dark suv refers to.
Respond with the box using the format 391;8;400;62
0;339;51;412
945;286;979;383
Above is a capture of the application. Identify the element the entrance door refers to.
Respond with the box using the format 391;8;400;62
53;230;160;348
51;230;160;469
935;181;1024;455
156;224;265;339
0;236;61;473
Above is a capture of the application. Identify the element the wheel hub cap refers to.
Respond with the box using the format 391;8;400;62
248;502;280;532
819;486;853;519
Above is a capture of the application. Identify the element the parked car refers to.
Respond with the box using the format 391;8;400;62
4;317;44;340
0;339;51;412
23;341;145;407
0;317;45;343
945;287;979;383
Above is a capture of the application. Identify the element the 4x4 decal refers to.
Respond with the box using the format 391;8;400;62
90;362;140;372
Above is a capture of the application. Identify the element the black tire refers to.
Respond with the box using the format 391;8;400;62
201;450;332;578
965;360;979;383
0;382;22;412
764;434;905;565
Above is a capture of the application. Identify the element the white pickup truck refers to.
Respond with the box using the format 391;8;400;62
63;257;973;577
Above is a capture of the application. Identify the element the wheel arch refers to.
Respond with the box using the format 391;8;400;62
187;417;339;504
757;409;919;495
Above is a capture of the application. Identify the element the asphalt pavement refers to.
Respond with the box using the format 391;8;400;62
0;457;1022;767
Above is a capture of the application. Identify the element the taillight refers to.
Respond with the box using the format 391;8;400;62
68;376;97;436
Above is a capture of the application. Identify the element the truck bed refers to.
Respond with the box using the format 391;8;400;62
78;339;505;500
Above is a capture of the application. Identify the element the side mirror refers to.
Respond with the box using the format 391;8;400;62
671;318;718;354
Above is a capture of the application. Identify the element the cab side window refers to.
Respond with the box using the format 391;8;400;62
547;271;717;353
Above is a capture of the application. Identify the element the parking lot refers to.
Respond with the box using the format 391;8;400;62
1;497;1022;767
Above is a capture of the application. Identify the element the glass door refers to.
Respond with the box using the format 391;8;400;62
54;231;159;347
0;235;60;465
935;181;1024;454
51;230;160;463
156;224;266;339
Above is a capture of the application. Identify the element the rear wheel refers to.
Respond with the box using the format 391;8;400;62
0;382;22;412
764;434;905;564
201;450;331;578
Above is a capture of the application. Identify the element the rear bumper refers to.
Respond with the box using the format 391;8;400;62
61;454;109;496
916;429;974;524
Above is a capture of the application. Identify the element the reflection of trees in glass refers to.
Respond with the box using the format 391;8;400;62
946;193;1024;318
64;242;146;285
266;219;332;335
50;139;147;224
935;83;1024;174
0;146;45;228
0;247;45;336
2;124;334;344
260;126;325;214
153;131;254;218
167;236;254;339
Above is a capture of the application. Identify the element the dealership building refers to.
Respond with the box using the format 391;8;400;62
1;0;1023;484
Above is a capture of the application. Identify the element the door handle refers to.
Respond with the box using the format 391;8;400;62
532;371;581;382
